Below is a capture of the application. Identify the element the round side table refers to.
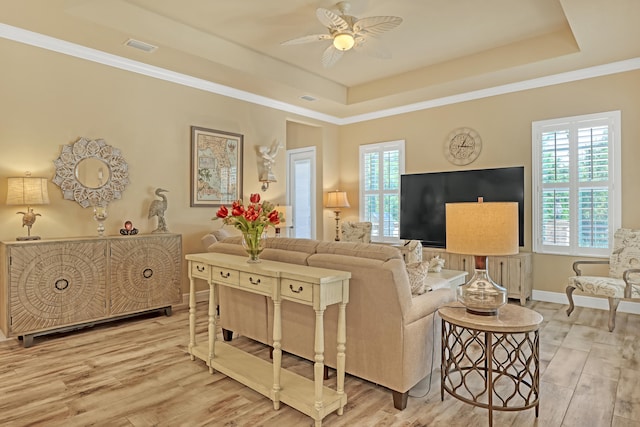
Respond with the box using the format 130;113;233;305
439;302;543;427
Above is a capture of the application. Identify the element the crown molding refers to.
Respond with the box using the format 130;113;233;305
2;23;640;126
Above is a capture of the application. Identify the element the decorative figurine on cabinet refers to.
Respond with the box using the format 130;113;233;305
120;220;139;235
148;188;169;233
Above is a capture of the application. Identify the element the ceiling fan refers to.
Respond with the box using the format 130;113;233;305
281;1;403;68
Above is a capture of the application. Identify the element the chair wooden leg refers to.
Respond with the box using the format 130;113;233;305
566;286;576;316
608;297;620;332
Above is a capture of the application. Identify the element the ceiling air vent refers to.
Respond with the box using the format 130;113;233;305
124;38;158;53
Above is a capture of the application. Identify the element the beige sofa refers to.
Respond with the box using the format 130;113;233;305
205;236;455;410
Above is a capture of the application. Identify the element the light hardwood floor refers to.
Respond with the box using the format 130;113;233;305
1;300;640;427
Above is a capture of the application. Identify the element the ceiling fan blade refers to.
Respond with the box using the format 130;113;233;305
354;36;392;59
353;16;403;37
321;45;344;68
281;34;332;45
316;8;350;32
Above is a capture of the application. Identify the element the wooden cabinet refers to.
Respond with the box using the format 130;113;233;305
422;248;532;305
488;253;532;305
0;234;181;346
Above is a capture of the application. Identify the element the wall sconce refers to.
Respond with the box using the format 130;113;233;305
259;173;276;192
274;205;293;237
6;172;50;241
445;197;519;315
257;139;282;192
326;190;350;241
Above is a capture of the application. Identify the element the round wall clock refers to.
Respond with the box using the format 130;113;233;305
444;127;482;166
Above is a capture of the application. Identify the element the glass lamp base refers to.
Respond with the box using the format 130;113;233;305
457;268;507;316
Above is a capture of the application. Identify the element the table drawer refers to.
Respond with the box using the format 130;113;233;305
190;262;210;279
281;279;313;303
212;267;240;286
239;272;274;295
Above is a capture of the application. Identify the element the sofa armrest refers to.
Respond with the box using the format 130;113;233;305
405;288;455;324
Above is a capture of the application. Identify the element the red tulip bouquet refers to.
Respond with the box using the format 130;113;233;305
215;193;281;262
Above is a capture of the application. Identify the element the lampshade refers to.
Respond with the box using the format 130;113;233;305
274;205;292;228
446;199;519;315
326;190;350;209
6;177;50;206
446;200;518;256
333;33;355;51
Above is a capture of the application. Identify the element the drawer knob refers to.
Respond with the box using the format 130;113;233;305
220;271;231;278
54;278;69;291
249;277;261;285
289;284;304;293
196;265;205;272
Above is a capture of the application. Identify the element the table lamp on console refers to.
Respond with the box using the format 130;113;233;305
325;190;350;241
445;197;519;315
6;172;50;241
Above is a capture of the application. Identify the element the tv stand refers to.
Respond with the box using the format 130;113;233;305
421;248;532;305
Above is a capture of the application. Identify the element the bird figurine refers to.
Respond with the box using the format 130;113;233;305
148;188;169;233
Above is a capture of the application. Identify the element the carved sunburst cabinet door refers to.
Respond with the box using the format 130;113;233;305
109;235;181;315
9;241;108;334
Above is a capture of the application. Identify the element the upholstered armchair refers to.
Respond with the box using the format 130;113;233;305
566;228;640;331
340;221;372;243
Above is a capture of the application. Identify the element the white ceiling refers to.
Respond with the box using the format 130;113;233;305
1;0;639;121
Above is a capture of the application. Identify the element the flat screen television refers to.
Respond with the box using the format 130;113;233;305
400;166;525;248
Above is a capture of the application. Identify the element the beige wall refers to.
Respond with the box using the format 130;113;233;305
2;36;639;298
0;39;337;294
339;70;640;294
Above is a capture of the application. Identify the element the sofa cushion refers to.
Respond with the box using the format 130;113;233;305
316;241;401;261
406;261;429;295
201;233;217;250
213;228;233;241
207;242;247;257
265;237;319;254
209;236;316;265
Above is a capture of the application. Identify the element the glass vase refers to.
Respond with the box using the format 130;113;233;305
241;230;267;263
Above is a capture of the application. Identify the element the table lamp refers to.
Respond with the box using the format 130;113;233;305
446;198;519;315
6;173;50;241
326;190;350;241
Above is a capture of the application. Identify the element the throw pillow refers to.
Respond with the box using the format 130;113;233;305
213;228;232;241
428;255;445;272
404;240;423;264
407;261;430;295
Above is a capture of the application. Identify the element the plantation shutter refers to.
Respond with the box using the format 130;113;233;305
533;111;620;257
360;140;405;243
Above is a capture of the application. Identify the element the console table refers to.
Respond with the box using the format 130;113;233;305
186;253;351;427
439;303;542;426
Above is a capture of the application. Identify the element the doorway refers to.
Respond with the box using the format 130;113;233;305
286;147;316;239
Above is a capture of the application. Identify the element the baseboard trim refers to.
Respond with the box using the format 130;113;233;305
532;290;640;315
174;290;210;310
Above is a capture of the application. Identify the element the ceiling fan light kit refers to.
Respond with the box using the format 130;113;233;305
281;1;402;68
333;33;355;51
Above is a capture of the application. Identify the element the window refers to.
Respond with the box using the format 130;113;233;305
532;111;621;256
359;140;405;243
